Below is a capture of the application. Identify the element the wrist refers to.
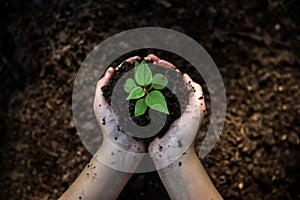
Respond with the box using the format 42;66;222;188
150;145;196;169
94;139;145;173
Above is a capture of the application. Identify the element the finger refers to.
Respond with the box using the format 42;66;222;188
126;56;141;64
116;56;141;70
183;73;205;112
98;67;114;88
95;67;114;108
144;54;160;62
144;54;176;69
157;59;175;69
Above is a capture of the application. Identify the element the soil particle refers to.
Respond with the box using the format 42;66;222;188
159;145;163;151
177;140;182;148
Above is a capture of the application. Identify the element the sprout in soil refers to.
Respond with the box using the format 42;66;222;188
124;60;169;117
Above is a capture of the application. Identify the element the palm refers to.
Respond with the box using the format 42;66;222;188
147;55;206;167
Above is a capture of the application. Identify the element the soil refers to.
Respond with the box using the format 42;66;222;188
101;58;188;144
1;0;300;200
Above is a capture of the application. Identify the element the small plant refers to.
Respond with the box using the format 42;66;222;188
124;60;169;117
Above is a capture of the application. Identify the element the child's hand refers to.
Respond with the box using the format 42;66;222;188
94;56;145;154
146;54;206;168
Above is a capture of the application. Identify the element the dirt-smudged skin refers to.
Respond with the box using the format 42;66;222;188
60;63;146;200
147;70;222;200
59;154;138;200
148;72;206;167
59;55;223;200
142;56;221;199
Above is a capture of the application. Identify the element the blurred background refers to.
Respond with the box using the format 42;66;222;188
0;0;299;199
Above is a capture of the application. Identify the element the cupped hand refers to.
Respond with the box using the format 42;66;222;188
146;54;206;168
93;56;145;153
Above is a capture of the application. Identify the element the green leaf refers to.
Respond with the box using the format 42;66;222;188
134;60;139;68
134;99;147;116
145;91;169;115
124;78;137;93
135;61;152;86
126;86;145;100
152;73;168;90
134;60;139;75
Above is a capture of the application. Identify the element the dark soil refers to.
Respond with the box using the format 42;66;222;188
101;58;188;144
1;0;300;200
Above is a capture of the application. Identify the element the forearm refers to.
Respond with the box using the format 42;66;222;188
156;148;222;200
59;143;143;200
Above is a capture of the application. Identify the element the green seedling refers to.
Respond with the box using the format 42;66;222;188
124;60;169;116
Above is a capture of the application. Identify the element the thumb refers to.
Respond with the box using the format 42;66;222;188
94;67;114;119
182;73;206;114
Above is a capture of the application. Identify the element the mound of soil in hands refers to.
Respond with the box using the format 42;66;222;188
101;59;189;145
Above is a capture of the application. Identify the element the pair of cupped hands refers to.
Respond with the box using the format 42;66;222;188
94;54;206;168
59;54;222;200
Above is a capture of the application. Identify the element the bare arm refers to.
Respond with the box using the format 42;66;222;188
60;57;145;200
156;147;222;200
147;54;222;200
59;147;139;200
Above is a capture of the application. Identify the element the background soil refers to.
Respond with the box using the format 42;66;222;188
1;0;300;199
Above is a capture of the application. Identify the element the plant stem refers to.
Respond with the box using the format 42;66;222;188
145;86;153;94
